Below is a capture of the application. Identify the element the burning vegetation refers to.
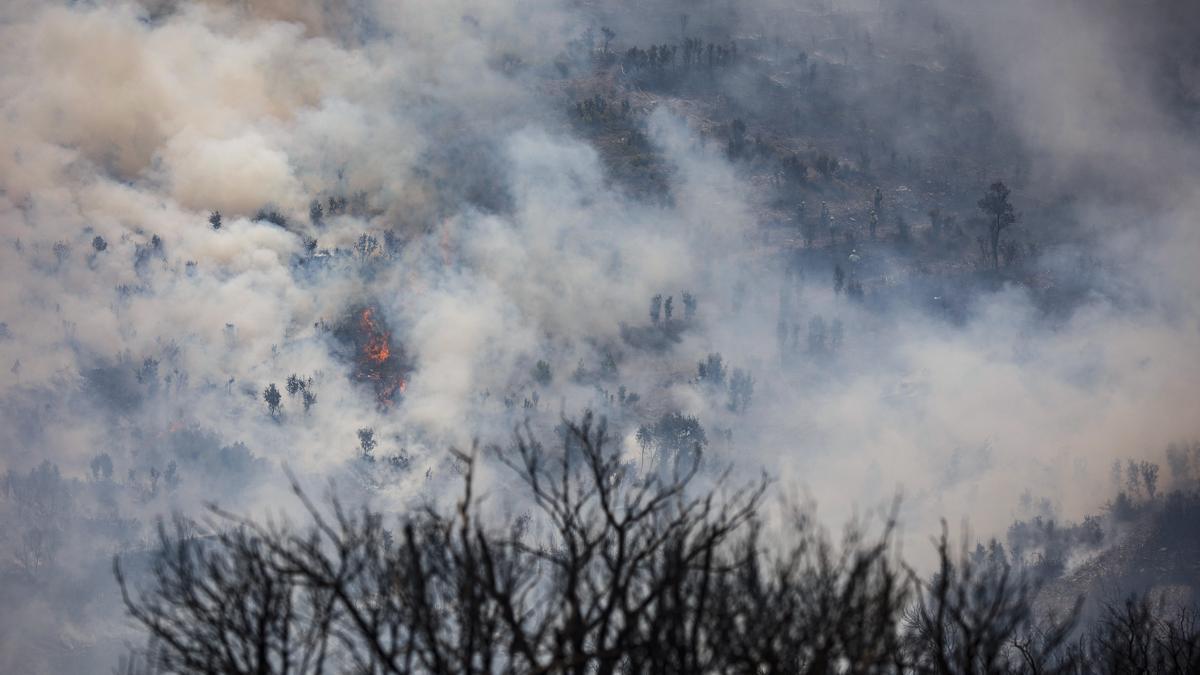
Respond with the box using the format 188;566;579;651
333;305;410;408
359;307;391;364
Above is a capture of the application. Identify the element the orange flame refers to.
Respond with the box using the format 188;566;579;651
350;305;407;408
374;378;407;407
360;308;391;363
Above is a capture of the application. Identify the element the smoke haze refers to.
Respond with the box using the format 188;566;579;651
1;0;1199;671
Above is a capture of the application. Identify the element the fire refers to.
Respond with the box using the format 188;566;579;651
154;419;186;440
341;304;409;409
360;308;391;363
373;377;406;406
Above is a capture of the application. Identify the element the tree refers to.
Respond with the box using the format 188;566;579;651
1165;442;1199;484
697;352;727;387
803;211;819;247
53;240;70;265
601;27;615;53
5;461;72;577
635;421;653;452
634;423;654;471
808;316;827;354
1139;461;1160;500
650;294;663;324
284;375;317;414
357;427;377;461
906;525;1079;674
209;211;222;230
263;383;282;418
682;292;697;321
90;453;114;481
532;360;552;387
650;411;708;473
309;199;324;226
664;295;674;322
285;374;306;396
92;235;108;252
727;369;754;413
116;514;330;675
355;233;379;261
1078;596;1200;672
727;119;747;158
1000;240;1021;268
121;415;1150;675
599;352;618;380
815;153;838;179
118;416;763;675
834;264;846;294
782;155;807;184
978;181;1017;270
254;207;287;227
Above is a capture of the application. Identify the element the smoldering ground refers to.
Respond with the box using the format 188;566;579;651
1;0;1199;671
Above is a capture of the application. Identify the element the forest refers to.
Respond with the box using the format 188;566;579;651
0;0;1199;672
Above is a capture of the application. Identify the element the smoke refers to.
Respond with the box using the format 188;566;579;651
1;0;1199;671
